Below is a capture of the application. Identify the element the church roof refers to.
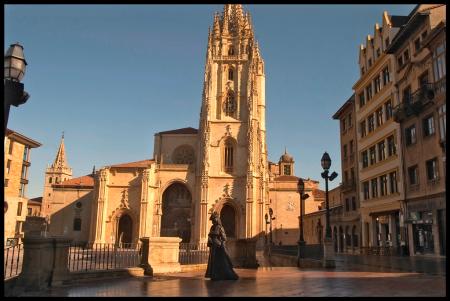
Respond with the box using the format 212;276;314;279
53;175;94;188
157;127;198;135
110;159;154;168
312;189;325;200
52;133;69;169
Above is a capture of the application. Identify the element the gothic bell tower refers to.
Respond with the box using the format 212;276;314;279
196;4;269;243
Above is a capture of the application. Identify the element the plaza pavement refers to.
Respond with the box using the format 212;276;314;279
20;254;446;297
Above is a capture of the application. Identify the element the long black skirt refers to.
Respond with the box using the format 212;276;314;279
205;245;239;280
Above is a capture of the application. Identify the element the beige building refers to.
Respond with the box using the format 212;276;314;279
4;128;41;245
353;11;409;252
387;4;446;257
39;5;324;249
332;94;361;254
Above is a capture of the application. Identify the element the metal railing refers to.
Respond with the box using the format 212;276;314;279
360;246;400;256
4;243;23;279
68;242;141;272
179;243;209;265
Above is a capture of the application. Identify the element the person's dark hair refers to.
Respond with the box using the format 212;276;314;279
209;211;222;225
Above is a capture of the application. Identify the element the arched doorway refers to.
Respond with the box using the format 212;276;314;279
161;183;192;242
352;225;358;250
220;204;236;238
117;214;132;246
339;226;344;253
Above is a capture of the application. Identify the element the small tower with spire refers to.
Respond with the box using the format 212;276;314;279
41;133;73;216
279;148;295;176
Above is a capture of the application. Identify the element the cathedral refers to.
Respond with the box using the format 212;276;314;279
41;4;325;247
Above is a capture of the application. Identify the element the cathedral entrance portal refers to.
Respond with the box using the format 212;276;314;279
161;183;192;242
220;204;236;238
117;214;132;246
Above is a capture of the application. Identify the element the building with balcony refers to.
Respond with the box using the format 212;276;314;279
332;94;361;254
387;4;446;257
353;10;409;253
4;129;42;245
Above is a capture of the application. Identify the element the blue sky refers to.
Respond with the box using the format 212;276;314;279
5;4;416;198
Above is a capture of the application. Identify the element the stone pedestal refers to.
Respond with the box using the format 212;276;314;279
23;216;47;237
148;237;181;274
322;238;336;268
51;237;73;286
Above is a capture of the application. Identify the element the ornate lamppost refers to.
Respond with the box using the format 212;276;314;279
4;42;29;133
297;178;309;266
321;151;338;268
268;207;275;245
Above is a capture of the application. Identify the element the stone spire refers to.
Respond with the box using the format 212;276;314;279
52;132;69;169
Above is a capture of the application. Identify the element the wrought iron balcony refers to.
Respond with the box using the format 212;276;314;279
393;82;439;123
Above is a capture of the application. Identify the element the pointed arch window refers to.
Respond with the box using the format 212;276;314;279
49;177;52;184
224;92;236;116
228;46;235;56
224;139;234;173
228;68;234;80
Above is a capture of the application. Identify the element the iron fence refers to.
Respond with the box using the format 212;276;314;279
4;243;23;279
179;243;209;265
68;242;141;272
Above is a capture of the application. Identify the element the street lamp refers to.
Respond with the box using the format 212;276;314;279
4;42;29;132
321;152;338;239
321;151;338;268
297;178;309;265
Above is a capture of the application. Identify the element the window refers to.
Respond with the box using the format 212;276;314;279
21;165;28;180
397;55;404;68
73;218;82;231
371;178;378;198
49;177;52;184
341;119;346;132
385;37;390;48
374;75;381;93
376;107;383;127
15;221;23;234
380;175;388;196
351;197;356;210
368;58;372;67
349;140;354;154
27;208;32;216
362;150;369;168
403;86;411;104
348;113;352;128
405;125;417;146
426;158;439;181
17;202;23;216
224;93;236;116
418;71;429;88
389;171;398;194
433;42;446;80
376;48;381;58
385;100;393;120
378;140;386;161
369;146;376;165
361;67;365;75
350;168;355;182
283;165;291;176
345;199;349;211
408;165;419;185
19;183;26;197
423;115;435;137
404;49;410;62
359;92;365;107
5;179;9;187
228;68;233;80
414;38;421;52
8;141;14;155
344;171;348;183
228;46;235;56
368;114;375;133
23;145;30;162
366;85;373;101
360;120;367;138
363;181;370;200
224;140;234;172
387;135;396;156
7;160;12;174
382;66;390;85
343;144;348;158
438;104;446;142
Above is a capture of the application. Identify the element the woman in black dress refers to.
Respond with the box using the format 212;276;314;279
205;212;239;280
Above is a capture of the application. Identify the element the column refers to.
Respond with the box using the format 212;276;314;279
370;217;378;247
388;214;398;247
432;209;440;256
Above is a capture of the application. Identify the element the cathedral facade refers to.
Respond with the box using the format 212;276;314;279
41;5;324;247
